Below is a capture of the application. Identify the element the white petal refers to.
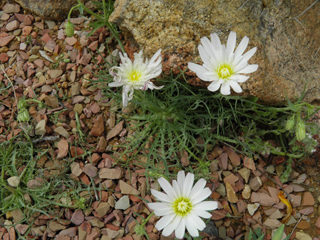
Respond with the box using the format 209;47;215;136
210;33;222;51
172;180;181;196
175;217;186;239
143;82;163;91
195;201;218;211
183;172;194;197
198;44;211;65
207;81;222;92
127;87;134;101
150;189;173;202
108;81;124;87
228;80;243;93
237;64;258;74
118;52;126;62
177;171;185;193
191;208;212;218
241;47;257;63
162;215;181;237
230;75;249;83
227;31;236;56
147;82;164;90
158;177;177;199
154;208;174;217
220;82;231;95
234;36;249;60
204;73;220;82
155;213;175;231
149;49;162;64
186;214;206;231
233;62;248;72
148;202;171;211
200;37;216;60
146;68;162;79
185;217;199;237
122;87;130;107
191;187;211;204
188;63;209;81
190;178;207;200
210;33;223;60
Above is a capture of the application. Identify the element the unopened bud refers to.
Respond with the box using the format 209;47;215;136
65;20;74;37
17;99;27;110
285;115;295;131
17;109;30;122
296;121;306;141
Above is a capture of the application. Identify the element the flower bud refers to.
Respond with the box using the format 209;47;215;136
17;99;27;110
296;121;306;141
285;115;295;131
17;109;30;122
65;20;74;37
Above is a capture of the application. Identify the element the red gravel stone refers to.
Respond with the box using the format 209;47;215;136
42;32;53;43
0;53;9;63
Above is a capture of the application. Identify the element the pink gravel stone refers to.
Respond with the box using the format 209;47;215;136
22;26;33;36
6;20;20;31
267;187;280;204
302;192;315;206
289;194;302;207
299;207;314;215
88;40;98;51
65;37;77;46
251;192;276;206
42;33;52;43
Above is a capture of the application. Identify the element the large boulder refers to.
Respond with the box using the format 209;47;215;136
13;0;82;21
109;0;320;104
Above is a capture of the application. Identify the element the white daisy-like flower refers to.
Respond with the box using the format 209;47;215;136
148;171;218;239
109;49;163;107
188;31;258;95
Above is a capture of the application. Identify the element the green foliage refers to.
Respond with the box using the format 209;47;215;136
0;133;89;227
248;225;290;240
248;227;265;240
67;0;125;53
16;97;45;123
280;157;293;183
96;64;320;180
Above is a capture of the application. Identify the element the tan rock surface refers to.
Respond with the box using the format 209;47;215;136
110;0;320;104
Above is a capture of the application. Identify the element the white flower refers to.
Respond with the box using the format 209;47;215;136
148;171;218;239
109;49;163;107
188;31;258;95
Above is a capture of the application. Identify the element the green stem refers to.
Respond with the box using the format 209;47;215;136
141;212;154;227
68;4;81;20
102;0;107;20
36;197;79;208
76;0;125;53
211;134;304;159
24;99;44;106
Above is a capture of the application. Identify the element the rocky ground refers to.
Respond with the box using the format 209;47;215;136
1;2;320;240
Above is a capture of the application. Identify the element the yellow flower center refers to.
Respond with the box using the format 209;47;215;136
172;196;193;216
129;70;142;82
217;64;233;79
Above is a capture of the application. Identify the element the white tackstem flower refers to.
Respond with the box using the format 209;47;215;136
148;171;218;239
109;49;163;107
188;31;258;95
